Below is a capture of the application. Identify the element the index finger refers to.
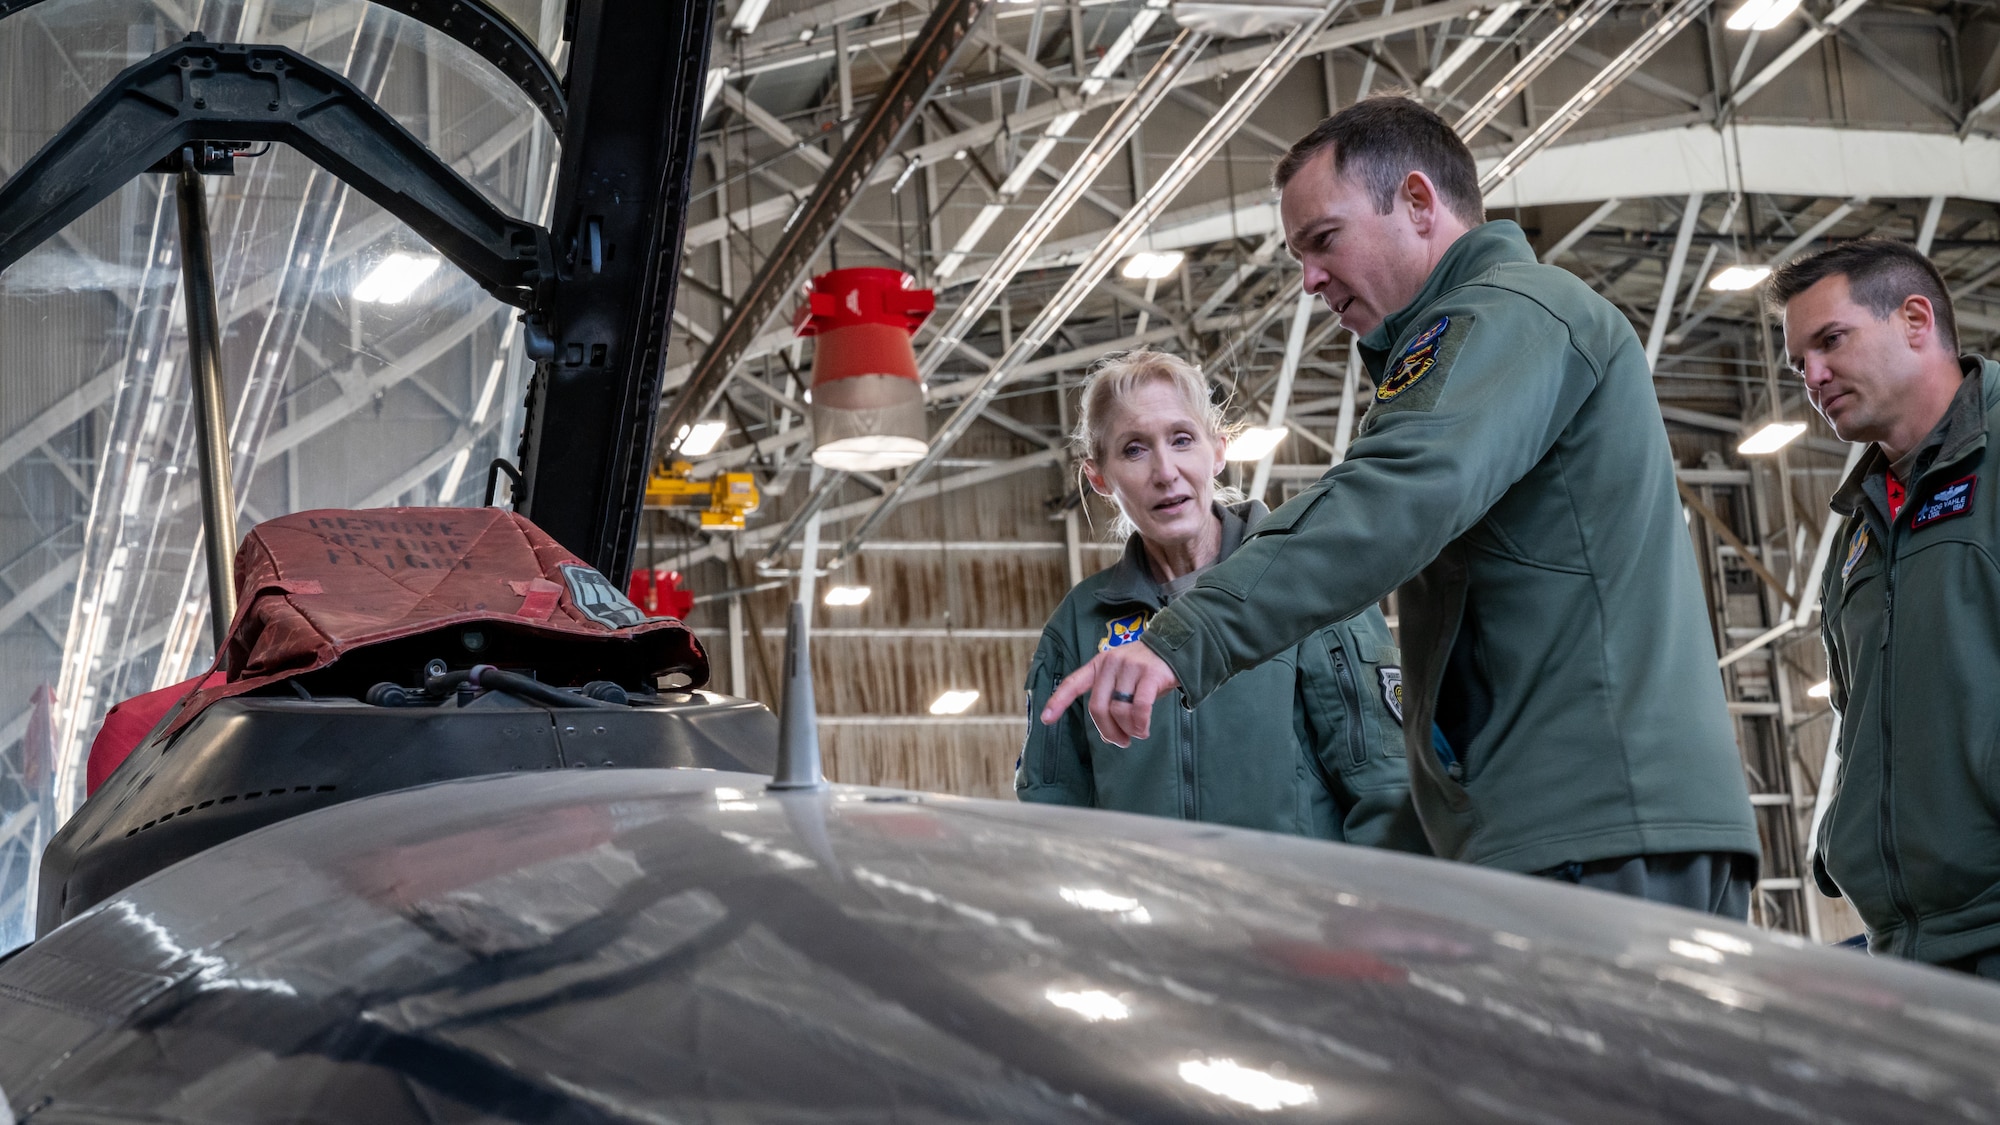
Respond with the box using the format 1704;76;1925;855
1039;658;1097;724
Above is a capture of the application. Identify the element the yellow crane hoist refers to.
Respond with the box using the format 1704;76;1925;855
643;461;759;531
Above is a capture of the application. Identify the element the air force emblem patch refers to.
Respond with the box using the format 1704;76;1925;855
1099;612;1150;652
1841;524;1869;581
1912;473;1977;529
1378;666;1404;726
1376;317;1449;401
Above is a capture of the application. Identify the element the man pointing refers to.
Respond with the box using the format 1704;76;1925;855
1040;96;1759;915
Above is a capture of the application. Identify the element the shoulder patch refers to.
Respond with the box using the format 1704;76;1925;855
1911;473;1977;529
1363;314;1473;425
1099;611;1150;653
1378;666;1404;726
1377;317;1449;402
1840;524;1869;581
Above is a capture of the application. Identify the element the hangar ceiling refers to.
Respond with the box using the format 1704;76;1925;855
1;0;1994;945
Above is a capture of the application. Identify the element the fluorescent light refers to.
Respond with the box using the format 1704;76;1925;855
354;253;440;304
823;585;872;606
1807;680;1831;699
1224;426;1287;462
1725;0;1801;30
1046;989;1129;1021
675;420;727;456
1179;1059;1317;1112
1738;421;1806;455
1708;264;1772;291
729;0;770;34
928;689;980;715
1121;251;1184;280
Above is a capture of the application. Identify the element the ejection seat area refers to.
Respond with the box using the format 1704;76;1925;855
40;685;777;935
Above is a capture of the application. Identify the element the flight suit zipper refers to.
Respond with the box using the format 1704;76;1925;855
1877;510;1922;950
1331;645;1367;768
1179;704;1197;820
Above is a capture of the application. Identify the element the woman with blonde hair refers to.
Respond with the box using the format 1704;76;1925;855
1018;350;1425;847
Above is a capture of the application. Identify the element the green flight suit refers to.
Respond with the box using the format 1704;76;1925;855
1139;221;1761;875
1817;359;2000;972
1018;501;1427;850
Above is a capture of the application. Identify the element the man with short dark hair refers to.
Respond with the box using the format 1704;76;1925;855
1042;95;1761;915
1774;238;2000;977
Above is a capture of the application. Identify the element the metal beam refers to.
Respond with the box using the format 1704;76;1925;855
1542;198;1622;264
1726;0;1868;114
1454;0;1618;140
825;0;1358;571
917;30;1211;379
1249;292;1317;502
1678;479;1800;609
1480;0;1714;192
0;553;78;638
1645;192;1702;370
1830;22;1962;125
656;0;989;460
1916;194;1945;255
1669;196;1864;344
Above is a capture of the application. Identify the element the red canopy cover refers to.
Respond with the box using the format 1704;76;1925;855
158;507;706;739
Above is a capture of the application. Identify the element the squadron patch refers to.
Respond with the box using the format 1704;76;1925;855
1377;317;1450;401
1841;524;1870;581
1359;314;1473;433
558;563;647;629
1099;611;1150;652
1378;666;1404;726
1911;473;1977;529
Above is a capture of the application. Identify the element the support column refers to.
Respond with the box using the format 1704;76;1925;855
1644;191;1702;371
1916;195;1945;255
1250;291;1315;502
174;152;240;649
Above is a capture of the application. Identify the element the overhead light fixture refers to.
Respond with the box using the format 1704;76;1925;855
1224;425;1287;462
1807;680;1831;699
674;420;727;457
729;0;770;34
1121;251;1185;280
929;689;980;715
1738;421;1806;455
823;585;872;606
1708;264;1772;291
354;253;440;304
797;268;935;472
1725;0;1802;30
1422;0;1523;89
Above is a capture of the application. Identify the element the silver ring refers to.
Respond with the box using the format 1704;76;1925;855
1110;691;1136;704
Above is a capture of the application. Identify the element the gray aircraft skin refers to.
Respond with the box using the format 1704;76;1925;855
1;766;1996;1122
